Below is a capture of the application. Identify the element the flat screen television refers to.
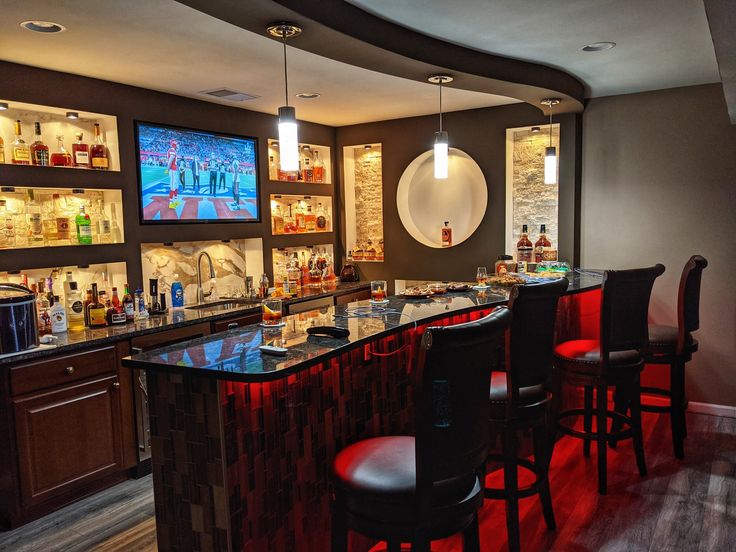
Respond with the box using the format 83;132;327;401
135;121;259;223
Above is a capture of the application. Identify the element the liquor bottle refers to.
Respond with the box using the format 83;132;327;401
295;202;306;233
122;284;135;321
0;200;13;248
75;205;93;245
441;221;452;248
376;239;385;262
54;194;71;244
50;296;68;334
72;132;90;168
36;281;52;336
258;274;269;298
516;224;533;263
283;204;297;234
305;204;317;232
365;240;376;261
87;283;107;328
0;134;5;164
11;120;31;165
49;135;73;167
66;281;85;331
107;287;126;325
83;289;93;326
90;123;110;170
109;206;122;243
30;122;50;166
287;253;302;293
313;150;325;183
272;204;285;234
534;224;552;264
268;155;277;181
300;252;310;287
316;203;327;231
97;200;112;244
303;158;313;183
25;190;44;246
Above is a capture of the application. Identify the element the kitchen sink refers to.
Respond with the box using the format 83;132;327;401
185;298;261;311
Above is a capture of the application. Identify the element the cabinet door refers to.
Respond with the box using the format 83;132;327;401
212;312;261;333
13;376;123;508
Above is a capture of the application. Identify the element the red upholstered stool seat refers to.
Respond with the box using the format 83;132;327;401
332;436;480;525
554;339;643;377
648;324;697;356
488;372;547;420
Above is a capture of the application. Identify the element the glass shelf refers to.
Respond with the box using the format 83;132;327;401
0;186;124;250
267;139;331;184
2;262;128;298
0;99;119;171
343;143;384;262
270;194;332;235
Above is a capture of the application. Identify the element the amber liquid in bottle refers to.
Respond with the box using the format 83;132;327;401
516;224;533;262
87;283;108;328
30;122;49;166
534;224;551;264
72;132;90;168
50;136;73;167
90;123;110;170
11;120;30;165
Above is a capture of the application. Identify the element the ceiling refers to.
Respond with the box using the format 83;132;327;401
0;0;722;126
347;0;720;97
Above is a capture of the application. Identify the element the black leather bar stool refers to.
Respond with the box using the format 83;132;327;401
553;265;665;495
330;307;513;552
484;278;568;552
612;255;708;459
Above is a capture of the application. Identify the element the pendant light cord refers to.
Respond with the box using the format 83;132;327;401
548;105;553;147
439;78;443;132
282;31;289;107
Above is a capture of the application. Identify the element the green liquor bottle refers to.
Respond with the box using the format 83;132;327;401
75;205;93;245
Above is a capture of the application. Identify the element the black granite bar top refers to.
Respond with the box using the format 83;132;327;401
0;281;370;366
122;271;603;383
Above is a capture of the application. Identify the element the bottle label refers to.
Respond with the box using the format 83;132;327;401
13;147;30;162
29;213;42;234
75;151;89;164
79;225;93;238
92;157;109;168
316;216;326;229
99;220;111;234
111;311;127;325
51;309;67;332
441;227;452;247
33;150;50;166
89;307;107;326
57;218;71;238
70;300;84;314
124;303;135;318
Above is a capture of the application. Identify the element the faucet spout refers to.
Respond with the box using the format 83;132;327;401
196;252;216;303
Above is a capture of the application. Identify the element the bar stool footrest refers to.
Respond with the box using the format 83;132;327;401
557;408;634;441
640;386;674;413
483;454;545;500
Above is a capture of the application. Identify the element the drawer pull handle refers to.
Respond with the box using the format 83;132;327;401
228;322;239;330
64;366;75;375
112;382;121;390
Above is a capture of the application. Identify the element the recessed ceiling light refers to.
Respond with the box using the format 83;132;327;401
295;92;321;99
0;102;8;111
581;42;616;52
20;20;66;33
531;126;541;133
66;111;79;120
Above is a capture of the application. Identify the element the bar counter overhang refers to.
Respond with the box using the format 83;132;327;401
122;272;602;551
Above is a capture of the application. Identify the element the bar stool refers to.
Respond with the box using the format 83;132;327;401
484;278;568;552
553;265;665;495
330;307;513;552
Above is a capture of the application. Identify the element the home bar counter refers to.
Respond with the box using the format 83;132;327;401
122;272;602;552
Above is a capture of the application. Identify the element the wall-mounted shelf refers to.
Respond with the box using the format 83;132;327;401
0;99;119;171
272;244;335;290
270;194;332;235
343;143;384;262
1;261;128;297
267;139;331;184
0;186;124;252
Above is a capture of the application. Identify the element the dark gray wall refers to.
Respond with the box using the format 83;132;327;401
335;104;580;290
582;84;736;407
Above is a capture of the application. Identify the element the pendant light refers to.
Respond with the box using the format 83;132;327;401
267;22;302;172
540;98;560;185
428;74;453;179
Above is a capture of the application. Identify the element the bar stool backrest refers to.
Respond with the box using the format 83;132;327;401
414;307;512;488
508;278;569;394
678;255;708;352
600;265;665;358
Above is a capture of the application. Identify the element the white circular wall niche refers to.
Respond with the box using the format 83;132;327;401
396;148;488;248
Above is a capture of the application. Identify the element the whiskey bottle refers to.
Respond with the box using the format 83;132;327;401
30;122;50;166
50;135;73;167
90;123;110;170
25;190;44;246
72;132;90;168
75;205;93;245
268;155;277;181
0;134;5;164
87;283;107;328
11;120;30;165
97;200;112;244
109;206;122;243
534;224;551;264
303;158;313;183
305;204;317;232
313;150;325;183
295;202;306;233
272;204;285;234
316;203;327;231
516;224;533;263
53;194;71;244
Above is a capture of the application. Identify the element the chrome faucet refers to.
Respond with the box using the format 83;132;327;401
196;252;216;304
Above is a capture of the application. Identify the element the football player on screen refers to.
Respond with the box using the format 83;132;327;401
167;140;181;208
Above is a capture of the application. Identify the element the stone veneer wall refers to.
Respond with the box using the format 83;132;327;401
511;125;560;251
352;146;384;248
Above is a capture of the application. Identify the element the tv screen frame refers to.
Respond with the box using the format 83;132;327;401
134;120;261;225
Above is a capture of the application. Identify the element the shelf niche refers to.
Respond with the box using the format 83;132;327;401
272;244;334;286
0;99;120;171
270;194;333;235
343;143;384;262
2;262;128;296
0;186;124;251
267;139;331;184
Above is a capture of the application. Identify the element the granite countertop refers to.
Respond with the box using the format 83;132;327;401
0;281;370;366
122;271;603;383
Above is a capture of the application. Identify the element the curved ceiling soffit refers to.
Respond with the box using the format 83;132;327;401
175;0;585;115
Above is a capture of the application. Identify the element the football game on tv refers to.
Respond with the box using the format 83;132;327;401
135;121;259;223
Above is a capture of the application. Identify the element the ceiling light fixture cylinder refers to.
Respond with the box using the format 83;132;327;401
278;106;299;172
540;98;561;185
434;130;449;179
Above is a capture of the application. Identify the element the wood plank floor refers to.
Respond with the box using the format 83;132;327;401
0;411;733;551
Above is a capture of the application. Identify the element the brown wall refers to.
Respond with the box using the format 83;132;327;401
581;84;736;407
335;104;580;289
0;61;336;288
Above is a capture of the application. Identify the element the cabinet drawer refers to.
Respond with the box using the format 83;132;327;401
335;289;371;305
11;347;117;396
212;313;261;333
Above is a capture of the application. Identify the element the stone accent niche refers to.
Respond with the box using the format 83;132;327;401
343;144;384;262
505;124;560;256
141;238;263;305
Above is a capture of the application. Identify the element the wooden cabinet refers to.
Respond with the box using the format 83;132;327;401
212;313;261;333
335;288;371;305
13;375;123;508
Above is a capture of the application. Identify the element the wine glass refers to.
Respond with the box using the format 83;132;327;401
476;266;488;286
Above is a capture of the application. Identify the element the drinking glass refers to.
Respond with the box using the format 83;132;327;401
371;280;388;302
476;267;488;285
261;298;283;326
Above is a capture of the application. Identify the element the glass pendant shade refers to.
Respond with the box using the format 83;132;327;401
278;106;299;172
434;130;449;179
544;146;557;185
